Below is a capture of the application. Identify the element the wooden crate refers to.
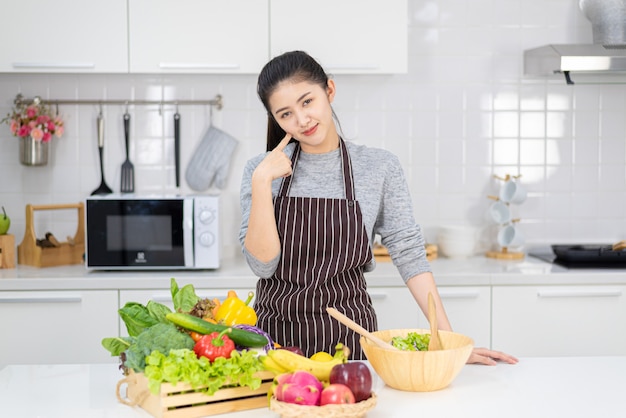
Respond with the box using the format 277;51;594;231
117;370;275;418
17;202;85;268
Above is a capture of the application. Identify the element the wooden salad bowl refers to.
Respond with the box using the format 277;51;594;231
360;328;473;392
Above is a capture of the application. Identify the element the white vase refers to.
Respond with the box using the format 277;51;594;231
580;0;626;44
19;136;49;166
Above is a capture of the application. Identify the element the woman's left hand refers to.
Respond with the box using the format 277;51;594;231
467;347;519;366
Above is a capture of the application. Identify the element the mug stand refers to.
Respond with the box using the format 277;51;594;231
486;246;524;260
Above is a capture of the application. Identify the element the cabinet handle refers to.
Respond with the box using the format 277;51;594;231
537;289;623;298
158;62;240;70
0;296;82;303
150;294;227;303
325;64;379;71
439;290;481;299
367;292;388;300
12;62;95;69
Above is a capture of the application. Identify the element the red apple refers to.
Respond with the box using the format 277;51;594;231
320;383;356;405
329;361;372;402
279;346;304;356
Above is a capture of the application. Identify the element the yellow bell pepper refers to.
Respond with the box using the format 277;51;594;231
215;290;257;326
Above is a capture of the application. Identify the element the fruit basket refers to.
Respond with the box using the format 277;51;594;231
269;393;377;418
116;370;275;418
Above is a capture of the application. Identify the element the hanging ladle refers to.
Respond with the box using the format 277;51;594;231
326;307;398;351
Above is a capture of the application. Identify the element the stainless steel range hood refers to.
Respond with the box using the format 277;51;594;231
524;44;626;84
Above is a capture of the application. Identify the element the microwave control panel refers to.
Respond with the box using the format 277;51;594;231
193;195;220;268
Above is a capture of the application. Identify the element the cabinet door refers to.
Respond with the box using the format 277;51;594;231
493;285;626;356
0;291;119;369
270;0;407;74
436;287;491;349
368;287;420;330
0;0;127;73
128;0;269;73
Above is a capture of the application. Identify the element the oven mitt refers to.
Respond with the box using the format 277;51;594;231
185;125;238;191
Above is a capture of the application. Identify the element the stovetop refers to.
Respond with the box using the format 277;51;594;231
529;244;626;269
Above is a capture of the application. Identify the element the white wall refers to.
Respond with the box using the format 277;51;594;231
1;0;625;259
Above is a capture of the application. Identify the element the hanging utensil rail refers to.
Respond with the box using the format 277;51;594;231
12;93;223;110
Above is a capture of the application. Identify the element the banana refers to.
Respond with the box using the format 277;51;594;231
266;344;349;381
259;354;289;374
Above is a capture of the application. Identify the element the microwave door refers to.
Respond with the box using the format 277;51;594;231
183;197;194;267
86;199;187;268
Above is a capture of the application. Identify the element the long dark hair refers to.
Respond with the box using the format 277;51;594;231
257;50;341;151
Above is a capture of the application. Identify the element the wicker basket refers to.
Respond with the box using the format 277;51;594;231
269;393;377;418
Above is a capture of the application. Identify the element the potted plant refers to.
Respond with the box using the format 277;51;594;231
3;96;64;166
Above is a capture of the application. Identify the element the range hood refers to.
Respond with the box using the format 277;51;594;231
524;44;626;84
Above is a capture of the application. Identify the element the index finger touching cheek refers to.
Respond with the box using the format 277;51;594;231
275;133;292;151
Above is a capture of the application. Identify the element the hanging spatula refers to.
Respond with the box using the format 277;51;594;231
120;111;134;193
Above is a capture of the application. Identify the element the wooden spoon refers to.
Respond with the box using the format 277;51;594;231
326;307;398;351
427;292;443;351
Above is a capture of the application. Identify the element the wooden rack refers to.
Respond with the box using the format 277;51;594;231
17;203;85;268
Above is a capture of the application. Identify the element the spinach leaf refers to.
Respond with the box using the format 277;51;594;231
170;277;199;313
101;336;135;356
147;300;172;323
119;302;159;337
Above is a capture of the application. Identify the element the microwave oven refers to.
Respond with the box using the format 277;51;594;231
85;195;219;270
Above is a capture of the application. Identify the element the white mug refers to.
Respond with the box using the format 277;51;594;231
499;179;527;204
497;224;525;248
488;200;511;224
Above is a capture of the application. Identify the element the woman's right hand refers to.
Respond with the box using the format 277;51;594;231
253;134;293;184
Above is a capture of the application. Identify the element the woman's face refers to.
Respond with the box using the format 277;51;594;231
268;78;337;153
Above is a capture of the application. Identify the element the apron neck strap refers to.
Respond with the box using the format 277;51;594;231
278;138;355;200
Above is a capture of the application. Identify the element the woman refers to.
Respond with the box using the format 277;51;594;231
239;50;517;365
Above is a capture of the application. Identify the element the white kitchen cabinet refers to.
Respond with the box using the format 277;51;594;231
0;0;128;73
0;290;119;369
492;285;626;356
270;0;408;74
368;287;420;330
128;0;269;74
435;287;491;349
368;285;491;347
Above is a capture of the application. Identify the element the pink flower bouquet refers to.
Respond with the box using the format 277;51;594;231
3;100;64;143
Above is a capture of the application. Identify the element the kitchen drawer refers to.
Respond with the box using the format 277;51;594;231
0;290;119;368
368;287;420;330
492;285;626;356
435;287;491;349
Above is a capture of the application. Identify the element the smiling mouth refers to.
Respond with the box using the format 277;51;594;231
302;124;318;136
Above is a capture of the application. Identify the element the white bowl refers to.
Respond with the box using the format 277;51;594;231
437;238;476;259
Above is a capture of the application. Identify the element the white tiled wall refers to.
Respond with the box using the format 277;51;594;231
1;0;625;259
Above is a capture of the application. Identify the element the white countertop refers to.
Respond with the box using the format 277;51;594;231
1;357;625;418
1;251;626;291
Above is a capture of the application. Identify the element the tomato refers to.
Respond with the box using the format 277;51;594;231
190;331;203;342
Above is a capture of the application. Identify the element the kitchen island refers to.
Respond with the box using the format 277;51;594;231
1;357;624;418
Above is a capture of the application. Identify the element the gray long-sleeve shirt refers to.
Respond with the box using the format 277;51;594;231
238;140;431;283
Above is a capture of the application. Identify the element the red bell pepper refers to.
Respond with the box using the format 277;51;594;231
193;328;235;362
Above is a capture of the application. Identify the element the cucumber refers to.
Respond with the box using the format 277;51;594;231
166;312;269;348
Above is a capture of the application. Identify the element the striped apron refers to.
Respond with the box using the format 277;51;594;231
254;139;377;360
